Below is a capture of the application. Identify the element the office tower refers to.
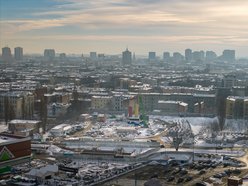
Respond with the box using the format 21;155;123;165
122;48;132;65
193;51;200;61
222;50;235;63
185;49;192;61
90;52;97;60
148;52;156;61
206;51;217;61
2;47;12;62
44;49;55;61
173;52;184;62
163;52;170;62
14;47;23;61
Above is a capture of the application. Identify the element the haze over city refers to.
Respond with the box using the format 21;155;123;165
1;0;248;56
2;1;248;186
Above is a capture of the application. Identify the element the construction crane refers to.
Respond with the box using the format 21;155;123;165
138;95;149;128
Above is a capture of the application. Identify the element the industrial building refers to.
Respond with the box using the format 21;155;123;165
8;119;41;137
0;133;31;174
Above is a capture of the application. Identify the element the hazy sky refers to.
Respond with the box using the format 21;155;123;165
1;0;248;56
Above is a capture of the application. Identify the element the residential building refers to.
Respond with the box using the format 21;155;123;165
2;47;12;62
14;47;23;61
44;49;55;61
8;119;41;136
206;51;217;61
226;96;248;119
222;49;235;63
0;91;34;120
172;52;184;62
157;100;188;114
91;96;112;110
185;49;192;61
148;52;156;61
163;52;170;62
122;48;132;65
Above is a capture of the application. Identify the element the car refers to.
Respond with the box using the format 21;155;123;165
198;170;206;175
213;173;222;179
167;176;175;182
233;169;241;174
177;178;184;183
180;170;188;176
185;176;193;182
195;182;208;186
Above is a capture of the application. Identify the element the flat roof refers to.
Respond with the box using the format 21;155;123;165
0;135;17;143
9;120;41;124
0;133;30;146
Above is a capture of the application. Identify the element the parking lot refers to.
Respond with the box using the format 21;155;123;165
102;156;246;186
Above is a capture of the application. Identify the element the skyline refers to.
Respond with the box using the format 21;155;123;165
1;0;248;57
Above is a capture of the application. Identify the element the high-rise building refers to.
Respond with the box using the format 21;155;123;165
172;52;184;62
206;51;217;61
185;49;192;61
148;52;156;61
163;52;170;62
44;49;55;61
14;47;23;61
122;48;132;65
2;47;12;62
222;50;235;63
192;51;204;62
90;52;97;60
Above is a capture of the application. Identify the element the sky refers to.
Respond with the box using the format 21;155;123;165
0;0;248;57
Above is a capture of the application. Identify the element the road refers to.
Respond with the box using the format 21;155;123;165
136;128;169;147
72;121;93;137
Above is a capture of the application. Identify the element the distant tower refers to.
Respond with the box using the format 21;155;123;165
14;47;23;61
206;51;217;61
173;52;183;62
148;52;156;61
163;52;170;62
185;49;192;61
122;48;132;65
222;50;235;63
44;49;55;61
2;47;12;62
90;52;97;60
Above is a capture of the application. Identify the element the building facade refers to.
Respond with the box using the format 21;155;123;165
122;49;132;65
0;92;34;120
226;96;248;119
14;47;23;61
2;47;12;62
